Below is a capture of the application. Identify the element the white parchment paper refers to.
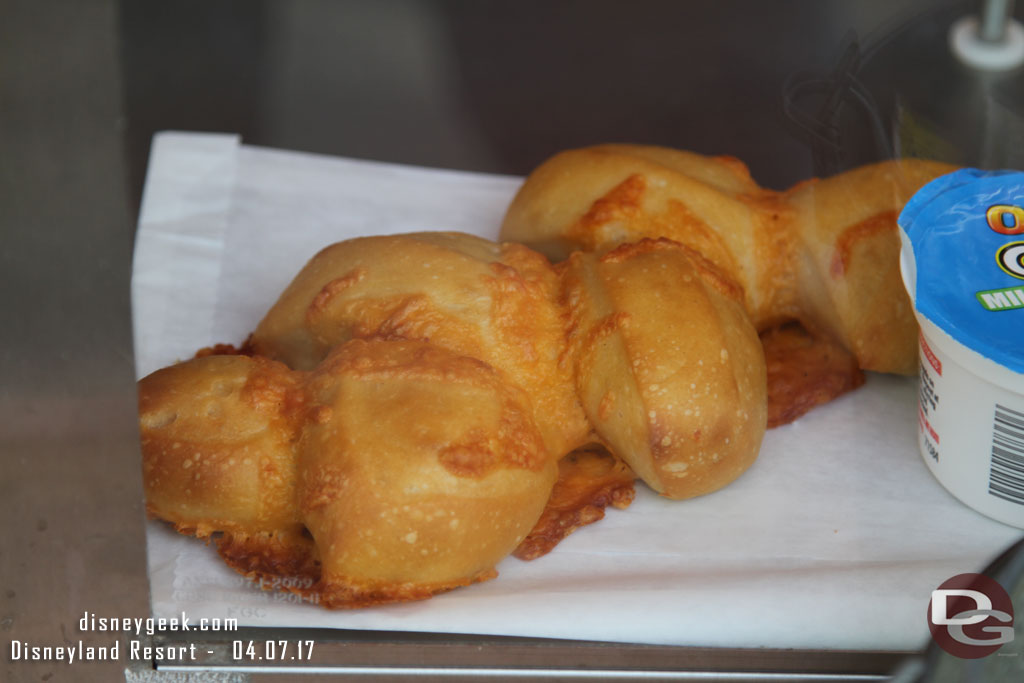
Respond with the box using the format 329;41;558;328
133;131;1023;651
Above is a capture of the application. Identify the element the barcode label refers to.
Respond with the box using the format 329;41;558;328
988;404;1024;505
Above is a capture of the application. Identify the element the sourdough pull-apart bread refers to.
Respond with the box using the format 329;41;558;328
140;339;557;607
139;143;945;609
139;229;768;606
500;144;955;375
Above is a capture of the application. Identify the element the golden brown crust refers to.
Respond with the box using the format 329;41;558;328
140;339;558;608
299;340;556;596
514;446;635;561
216;529;321;588
598;238;746;303
500;146;956;375
194;339;256;358
761;321;865;428
139;355;304;534
249;232;589;459
562;239;767;500
784;159;957;374
500;144;797;329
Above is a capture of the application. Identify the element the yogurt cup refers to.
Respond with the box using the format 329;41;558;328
898;169;1024;528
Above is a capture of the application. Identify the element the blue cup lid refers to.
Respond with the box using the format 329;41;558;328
898;168;1024;374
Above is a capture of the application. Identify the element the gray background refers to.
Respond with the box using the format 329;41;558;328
3;1;1020;680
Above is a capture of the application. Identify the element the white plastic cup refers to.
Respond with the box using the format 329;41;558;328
901;245;1024;528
